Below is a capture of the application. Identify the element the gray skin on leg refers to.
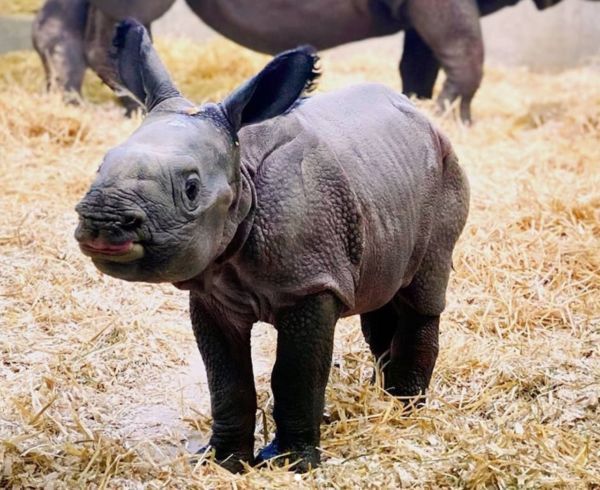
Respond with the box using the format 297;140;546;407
400;28;440;100
33;0;571;122
362;151;469;402
32;0;88;100
83;4;144;114
190;293;256;472
405;0;484;123
263;293;342;471
361;300;440;403
32;0;168;114
74;20;470;473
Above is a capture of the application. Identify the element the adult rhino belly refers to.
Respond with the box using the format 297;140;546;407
186;0;403;52
89;0;176;24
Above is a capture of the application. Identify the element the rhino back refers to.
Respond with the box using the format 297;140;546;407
237;84;449;316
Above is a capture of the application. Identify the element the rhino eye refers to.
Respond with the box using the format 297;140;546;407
185;177;200;202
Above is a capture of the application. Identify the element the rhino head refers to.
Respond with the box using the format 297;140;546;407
75;19;318;285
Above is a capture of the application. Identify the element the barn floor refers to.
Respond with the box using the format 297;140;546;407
0;38;598;488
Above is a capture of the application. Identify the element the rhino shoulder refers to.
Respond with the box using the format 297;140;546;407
239;130;364;308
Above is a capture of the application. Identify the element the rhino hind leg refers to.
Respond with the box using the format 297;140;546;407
83;5;144;115
400;29;440;99
363;152;469;404
405;0;483;123
361;300;439;405
32;0;89;100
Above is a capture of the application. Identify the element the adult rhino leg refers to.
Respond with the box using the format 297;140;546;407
400;29;440;99
32;0;88;101
190;294;256;472
257;293;342;472
405;0;483;123
83;5;143;115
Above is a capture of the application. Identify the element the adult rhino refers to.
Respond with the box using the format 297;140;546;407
33;0;569;122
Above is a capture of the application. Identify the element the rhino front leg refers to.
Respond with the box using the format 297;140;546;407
400;29;440;99
406;0;484;123
32;0;88;100
190;294;256;472
258;293;341;471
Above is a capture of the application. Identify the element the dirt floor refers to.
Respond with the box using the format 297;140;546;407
0;37;598;488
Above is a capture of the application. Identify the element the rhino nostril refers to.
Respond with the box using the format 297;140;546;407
74;223;89;243
120;212;145;231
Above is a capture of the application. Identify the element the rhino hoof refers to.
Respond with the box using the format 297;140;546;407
256;438;320;472
190;444;252;473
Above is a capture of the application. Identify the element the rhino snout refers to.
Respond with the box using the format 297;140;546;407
74;207;147;263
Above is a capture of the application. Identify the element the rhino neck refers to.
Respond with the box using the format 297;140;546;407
215;162;256;264
173;163;255;293
149;96;197;114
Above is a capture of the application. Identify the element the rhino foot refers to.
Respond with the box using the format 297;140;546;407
191;444;253;473
255;438;320;472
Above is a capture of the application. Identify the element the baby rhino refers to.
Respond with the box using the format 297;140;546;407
75;19;469;472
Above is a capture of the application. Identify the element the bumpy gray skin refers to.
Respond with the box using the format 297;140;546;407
74;20;469;472
31;0;88;99
32;0;174;113
32;0;569;122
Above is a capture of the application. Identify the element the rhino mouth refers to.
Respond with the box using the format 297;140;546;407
79;239;145;263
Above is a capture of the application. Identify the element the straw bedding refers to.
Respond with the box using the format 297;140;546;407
0;0;41;16
0;38;598;488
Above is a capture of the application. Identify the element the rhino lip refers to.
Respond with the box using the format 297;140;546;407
79;239;145;263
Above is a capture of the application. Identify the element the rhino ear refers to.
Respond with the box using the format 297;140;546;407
221;46;320;132
107;18;180;111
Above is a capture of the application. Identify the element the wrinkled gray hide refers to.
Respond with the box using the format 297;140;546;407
75;20;469;473
33;0;579;121
231;86;467;319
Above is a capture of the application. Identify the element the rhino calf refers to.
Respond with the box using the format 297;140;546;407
74;19;469;472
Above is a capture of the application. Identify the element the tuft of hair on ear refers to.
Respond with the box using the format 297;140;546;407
297;45;321;95
111;18;136;53
109;18;148;69
221;44;323;132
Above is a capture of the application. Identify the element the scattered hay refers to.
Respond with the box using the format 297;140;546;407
0;0;41;16
0;37;599;488
0;38;268;106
